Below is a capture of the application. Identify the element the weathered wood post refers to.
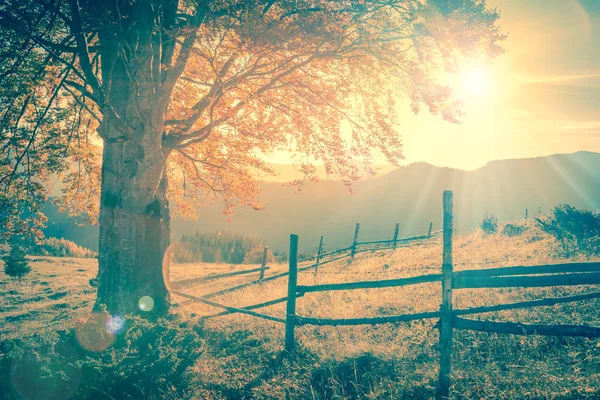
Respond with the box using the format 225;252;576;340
314;235;324;275
259;246;268;281
428;222;433;237
285;234;299;353
350;223;360;260
438;190;454;399
316;236;324;264
392;223;400;249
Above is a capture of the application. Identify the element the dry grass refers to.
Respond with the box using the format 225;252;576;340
2;224;600;399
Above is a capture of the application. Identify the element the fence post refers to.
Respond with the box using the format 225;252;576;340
285;234;299;353
314;236;324;275
259;246;268;281
428;222;433;237
525;208;528;220
316;236;324;264
392;223;400;249
351;223;360;260
438;190;454;400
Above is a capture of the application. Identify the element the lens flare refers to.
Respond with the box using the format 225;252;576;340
75;313;115;352
105;315;126;335
139;296;155;312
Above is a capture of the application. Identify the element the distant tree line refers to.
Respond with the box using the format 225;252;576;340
173;231;287;264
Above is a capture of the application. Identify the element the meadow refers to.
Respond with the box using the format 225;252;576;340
1;222;600;399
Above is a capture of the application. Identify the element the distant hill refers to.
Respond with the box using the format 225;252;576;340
44;151;600;253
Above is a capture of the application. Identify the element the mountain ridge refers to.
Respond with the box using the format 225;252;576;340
44;151;600;253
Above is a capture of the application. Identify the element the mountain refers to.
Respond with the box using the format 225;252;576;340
44;151;600;253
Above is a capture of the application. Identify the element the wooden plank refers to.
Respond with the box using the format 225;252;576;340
454;272;600;289
296;310;440;326
285;234;299;353
438;190;454;400
351;223;360;260
259;246;268;281
356;239;394;245
453;316;600;337
202;293;306;320
296;273;442;293
200;253;349;300
455;291;600;316
316;235;324;264
303;246;351;261
169;266;270;287
170;290;285;323
453;262;600;279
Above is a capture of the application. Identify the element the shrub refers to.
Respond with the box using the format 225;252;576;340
29;237;97;258
0;315;205;399
501;223;526;237
3;236;31;282
243;246;275;264
536;204;600;256
480;213;499;235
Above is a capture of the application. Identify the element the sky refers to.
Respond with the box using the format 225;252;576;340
264;0;600;172
398;0;600;170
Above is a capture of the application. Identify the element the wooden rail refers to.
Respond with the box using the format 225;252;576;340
170;266;270;287
296;310;440;326
454;272;600;289
171;290;285;323
296;274;441;293
453;262;600;279
453;317;600;337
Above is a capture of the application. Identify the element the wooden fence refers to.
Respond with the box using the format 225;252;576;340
171;190;600;399
170;220;439;292
283;191;600;399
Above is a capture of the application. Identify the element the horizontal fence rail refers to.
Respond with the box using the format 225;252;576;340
296;273;441;293
170;266;270;287
454;272;600;289
171;289;285;323
296;310;441;327
453;262;600;279
453;316;600;338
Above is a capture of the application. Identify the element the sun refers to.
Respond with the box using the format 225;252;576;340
456;63;491;100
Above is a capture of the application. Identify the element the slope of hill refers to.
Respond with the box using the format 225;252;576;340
44;151;600;252
175;151;600;252
3;227;599;399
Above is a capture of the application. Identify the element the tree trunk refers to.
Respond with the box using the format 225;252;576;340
94;135;171;316
92;0;174;316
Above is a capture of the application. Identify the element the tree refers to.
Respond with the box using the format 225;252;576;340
0;0;504;315
480;212;498;236
3;236;32;282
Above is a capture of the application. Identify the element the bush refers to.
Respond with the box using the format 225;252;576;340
501;223;526;237
536;204;600;256
29;237;97;258
480;213;499;236
0;315;205;399
3;236;31;281
243;246;275;264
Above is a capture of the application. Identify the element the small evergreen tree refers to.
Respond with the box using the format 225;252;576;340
3;237;31;282
480;213;499;236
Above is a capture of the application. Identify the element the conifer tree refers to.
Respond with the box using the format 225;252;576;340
3;237;31;282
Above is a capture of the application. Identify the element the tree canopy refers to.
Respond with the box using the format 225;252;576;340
0;0;504;240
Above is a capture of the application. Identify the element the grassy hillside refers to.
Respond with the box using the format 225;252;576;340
1;223;600;399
